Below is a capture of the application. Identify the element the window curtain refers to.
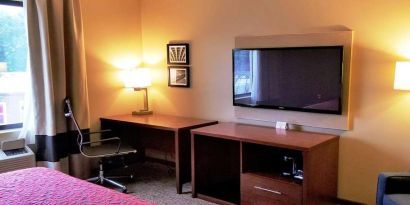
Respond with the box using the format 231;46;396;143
20;0;90;178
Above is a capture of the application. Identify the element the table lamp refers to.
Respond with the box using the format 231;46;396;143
124;68;153;115
394;61;410;90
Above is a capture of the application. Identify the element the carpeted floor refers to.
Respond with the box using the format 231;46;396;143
106;162;215;205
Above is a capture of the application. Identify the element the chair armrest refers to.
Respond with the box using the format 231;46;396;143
80;129;122;157
81;137;120;145
377;172;410;205
79;137;122;158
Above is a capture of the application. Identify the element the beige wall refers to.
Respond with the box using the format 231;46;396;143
81;0;143;130
139;0;410;204
79;0;410;204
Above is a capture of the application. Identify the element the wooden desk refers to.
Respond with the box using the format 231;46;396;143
100;114;217;194
191;122;339;205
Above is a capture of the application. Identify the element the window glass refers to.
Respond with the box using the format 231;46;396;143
0;1;28;129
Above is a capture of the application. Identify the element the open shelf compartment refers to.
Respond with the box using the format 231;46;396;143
241;142;303;185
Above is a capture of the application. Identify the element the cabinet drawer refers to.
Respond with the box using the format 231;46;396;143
241;173;302;205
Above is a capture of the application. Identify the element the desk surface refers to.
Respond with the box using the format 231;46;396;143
101;114;217;131
191;122;338;151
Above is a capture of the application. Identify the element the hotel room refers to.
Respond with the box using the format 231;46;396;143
1;0;410;205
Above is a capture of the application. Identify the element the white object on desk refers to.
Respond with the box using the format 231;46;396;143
275;121;288;130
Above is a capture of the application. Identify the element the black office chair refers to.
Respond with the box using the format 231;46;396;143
64;98;137;193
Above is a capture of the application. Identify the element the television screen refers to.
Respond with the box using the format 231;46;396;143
233;46;343;114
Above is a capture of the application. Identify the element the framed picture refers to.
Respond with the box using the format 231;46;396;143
167;43;189;65
168;66;190;87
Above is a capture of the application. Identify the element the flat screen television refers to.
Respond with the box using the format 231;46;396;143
233;46;343;115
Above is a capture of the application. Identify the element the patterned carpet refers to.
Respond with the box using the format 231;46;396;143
106;162;215;205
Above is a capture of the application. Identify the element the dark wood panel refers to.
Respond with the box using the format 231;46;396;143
192;134;240;204
101;120;175;152
303;139;339;205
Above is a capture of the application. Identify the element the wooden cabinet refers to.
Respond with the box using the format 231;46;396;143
191;122;339;205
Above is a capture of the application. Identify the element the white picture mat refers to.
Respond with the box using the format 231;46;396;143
170;68;188;85
168;45;187;63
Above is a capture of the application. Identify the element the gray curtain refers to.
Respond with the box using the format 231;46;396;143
23;0;90;177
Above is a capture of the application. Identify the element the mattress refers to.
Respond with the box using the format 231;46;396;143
0;167;154;205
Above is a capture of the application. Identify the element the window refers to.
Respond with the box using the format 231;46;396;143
0;0;28;130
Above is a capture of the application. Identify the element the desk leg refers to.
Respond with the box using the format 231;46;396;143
175;132;182;194
175;129;193;194
191;134;197;198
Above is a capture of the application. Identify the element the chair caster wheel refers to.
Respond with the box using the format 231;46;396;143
128;174;135;182
122;189;127;193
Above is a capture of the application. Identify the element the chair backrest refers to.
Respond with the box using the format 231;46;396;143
64;98;85;144
63;98;133;158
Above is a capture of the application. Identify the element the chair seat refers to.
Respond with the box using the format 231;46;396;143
384;194;410;205
83;143;136;157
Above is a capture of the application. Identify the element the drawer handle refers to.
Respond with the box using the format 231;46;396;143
254;186;283;195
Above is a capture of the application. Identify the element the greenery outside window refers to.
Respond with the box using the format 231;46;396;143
0;0;28;130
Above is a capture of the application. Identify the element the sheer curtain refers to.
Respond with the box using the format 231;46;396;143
19;0;90;177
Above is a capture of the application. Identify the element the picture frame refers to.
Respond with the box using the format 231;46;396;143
168;66;190;87
167;43;189;65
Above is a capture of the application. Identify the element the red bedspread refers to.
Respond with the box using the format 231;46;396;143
0;167;154;205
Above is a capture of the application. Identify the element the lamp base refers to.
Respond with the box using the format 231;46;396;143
132;110;153;115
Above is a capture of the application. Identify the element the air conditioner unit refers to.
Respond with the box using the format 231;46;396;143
0;139;35;174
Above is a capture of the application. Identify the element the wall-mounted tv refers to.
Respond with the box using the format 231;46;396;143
233;46;343;115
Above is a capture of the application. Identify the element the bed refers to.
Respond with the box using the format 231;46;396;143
0;167;154;205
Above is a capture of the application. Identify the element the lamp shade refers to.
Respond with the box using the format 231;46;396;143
123;68;152;88
394;61;410;90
